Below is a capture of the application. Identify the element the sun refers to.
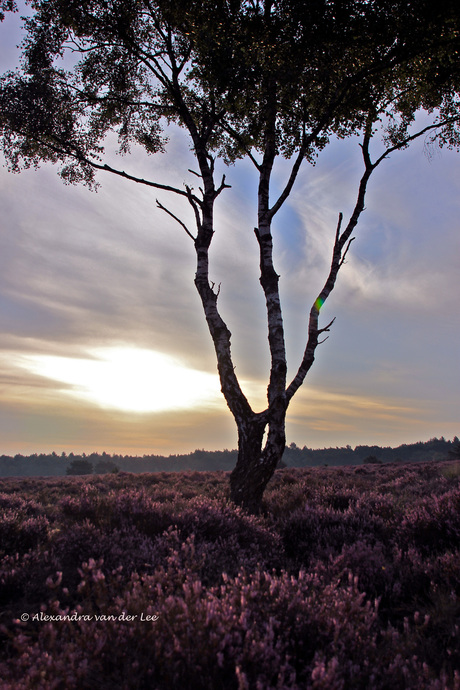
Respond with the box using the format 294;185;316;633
21;346;222;413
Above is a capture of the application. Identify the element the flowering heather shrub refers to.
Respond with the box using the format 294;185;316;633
313;538;394;602
0;492;50;559
398;488;460;554
0;493;45;515
1;460;460;688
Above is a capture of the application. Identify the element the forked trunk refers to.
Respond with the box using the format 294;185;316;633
230;413;286;513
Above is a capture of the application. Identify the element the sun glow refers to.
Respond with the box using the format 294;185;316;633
20;347;222;413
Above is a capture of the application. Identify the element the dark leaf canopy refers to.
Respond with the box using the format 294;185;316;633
0;0;16;22
1;0;459;184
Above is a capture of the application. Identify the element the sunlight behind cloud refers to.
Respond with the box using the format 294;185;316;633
20;347;222;413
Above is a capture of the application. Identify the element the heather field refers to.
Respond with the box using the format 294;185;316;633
1;461;460;689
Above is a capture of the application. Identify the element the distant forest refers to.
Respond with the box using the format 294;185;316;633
0;437;458;477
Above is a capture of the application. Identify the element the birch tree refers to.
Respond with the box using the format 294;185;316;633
1;0;459;511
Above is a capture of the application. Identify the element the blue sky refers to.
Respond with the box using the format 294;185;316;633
0;7;459;456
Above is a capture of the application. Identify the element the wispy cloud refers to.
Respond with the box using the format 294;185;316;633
285;384;450;448
282;135;460;315
0;94;458;454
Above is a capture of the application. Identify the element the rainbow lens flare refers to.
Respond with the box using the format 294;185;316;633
314;296;325;312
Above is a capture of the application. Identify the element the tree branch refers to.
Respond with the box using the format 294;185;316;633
318;317;336;335
286;134;374;404
185;185;202;229
284;111;452;405
374;116;460;168
215;173;231;197
93;162;200;201
156;199;196;240
269;143;307;219
339;237;355;267
218;119;262;171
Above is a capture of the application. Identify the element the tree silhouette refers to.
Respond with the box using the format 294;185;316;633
66;459;93;475
95;459;120;474
363;455;382;465
1;1;459;510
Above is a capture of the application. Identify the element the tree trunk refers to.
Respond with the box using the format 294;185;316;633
189;119;290;514
230;410;286;513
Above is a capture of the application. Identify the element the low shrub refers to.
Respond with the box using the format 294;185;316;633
1;460;460;688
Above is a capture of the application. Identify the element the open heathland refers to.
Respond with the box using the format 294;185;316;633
1;460;460;688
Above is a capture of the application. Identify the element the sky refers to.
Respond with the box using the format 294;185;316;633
0;8;459;457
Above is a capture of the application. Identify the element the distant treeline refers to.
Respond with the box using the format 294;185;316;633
283;436;459;468
0;437;458;478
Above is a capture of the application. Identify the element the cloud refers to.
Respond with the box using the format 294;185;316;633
0;63;458;455
14;346;223;413
0;339;236;456
0;387;236;457
1;155;209;350
285;384;454;449
281;133;460;316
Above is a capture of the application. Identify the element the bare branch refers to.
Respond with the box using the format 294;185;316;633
210;281;222;297
206;152;215;175
268;73;383;221
286;136;375;404
94;162;201;201
318;317;336;335
215;173;231;197
185;184;202;229
339;237;355;267
359;126;374;171
335;211;343;243
156;199;196;240
269;143;307;219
